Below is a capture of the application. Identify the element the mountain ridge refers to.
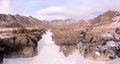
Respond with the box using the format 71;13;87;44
0;10;120;28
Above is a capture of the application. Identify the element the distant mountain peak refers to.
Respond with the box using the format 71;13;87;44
103;10;118;17
89;10;120;26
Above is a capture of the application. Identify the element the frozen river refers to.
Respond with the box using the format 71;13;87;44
3;31;120;64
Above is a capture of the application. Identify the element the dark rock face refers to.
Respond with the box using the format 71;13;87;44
0;54;3;64
0;44;8;64
3;35;37;58
0;47;4;64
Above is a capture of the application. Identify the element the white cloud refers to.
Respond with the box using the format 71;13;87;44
35;6;77;20
34;6;105;20
33;0;120;20
37;6;81;17
0;0;20;14
0;0;11;14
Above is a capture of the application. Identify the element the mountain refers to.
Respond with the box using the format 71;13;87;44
0;14;53;28
51;10;120;28
89;10;120;27
0;10;120;29
51;19;88;28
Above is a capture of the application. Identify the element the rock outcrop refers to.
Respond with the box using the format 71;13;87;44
0;29;47;63
0;45;5;64
78;31;120;61
52;28;120;61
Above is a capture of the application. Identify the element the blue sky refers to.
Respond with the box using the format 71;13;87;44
0;0;120;20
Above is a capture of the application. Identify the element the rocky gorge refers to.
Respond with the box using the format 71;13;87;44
0;10;120;64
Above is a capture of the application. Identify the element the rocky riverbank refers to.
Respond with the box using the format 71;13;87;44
79;31;120;61
0;28;47;64
52;28;120;61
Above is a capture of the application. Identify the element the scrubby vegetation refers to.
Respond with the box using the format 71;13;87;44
115;27;120;34
52;28;82;56
58;28;72;31
85;26;93;32
12;27;28;34
52;28;81;45
12;28;47;34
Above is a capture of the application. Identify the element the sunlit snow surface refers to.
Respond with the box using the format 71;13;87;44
3;31;120;64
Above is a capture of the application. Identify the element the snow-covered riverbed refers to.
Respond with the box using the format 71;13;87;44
3;31;120;64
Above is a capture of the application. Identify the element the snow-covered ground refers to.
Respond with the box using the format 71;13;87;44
3;31;120;64
0;33;14;38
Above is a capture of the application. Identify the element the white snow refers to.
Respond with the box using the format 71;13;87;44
114;34;120;40
95;51;101;56
112;16;120;22
101;32;113;38
106;41;117;47
3;30;120;64
95;15;120;28
0;33;14;38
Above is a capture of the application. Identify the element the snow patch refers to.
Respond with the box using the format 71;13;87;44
106;41;117;47
95;51;101;56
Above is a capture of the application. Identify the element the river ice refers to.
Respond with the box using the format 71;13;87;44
3;31;120;64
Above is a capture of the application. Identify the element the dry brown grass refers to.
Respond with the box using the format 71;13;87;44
12;27;28;34
52;27;105;45
12;28;47;34
52;28;82;45
84;32;103;43
115;27;120;34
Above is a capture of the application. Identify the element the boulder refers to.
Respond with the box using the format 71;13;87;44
0;31;44;58
0;44;8;64
2;34;38;58
82;47;116;61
